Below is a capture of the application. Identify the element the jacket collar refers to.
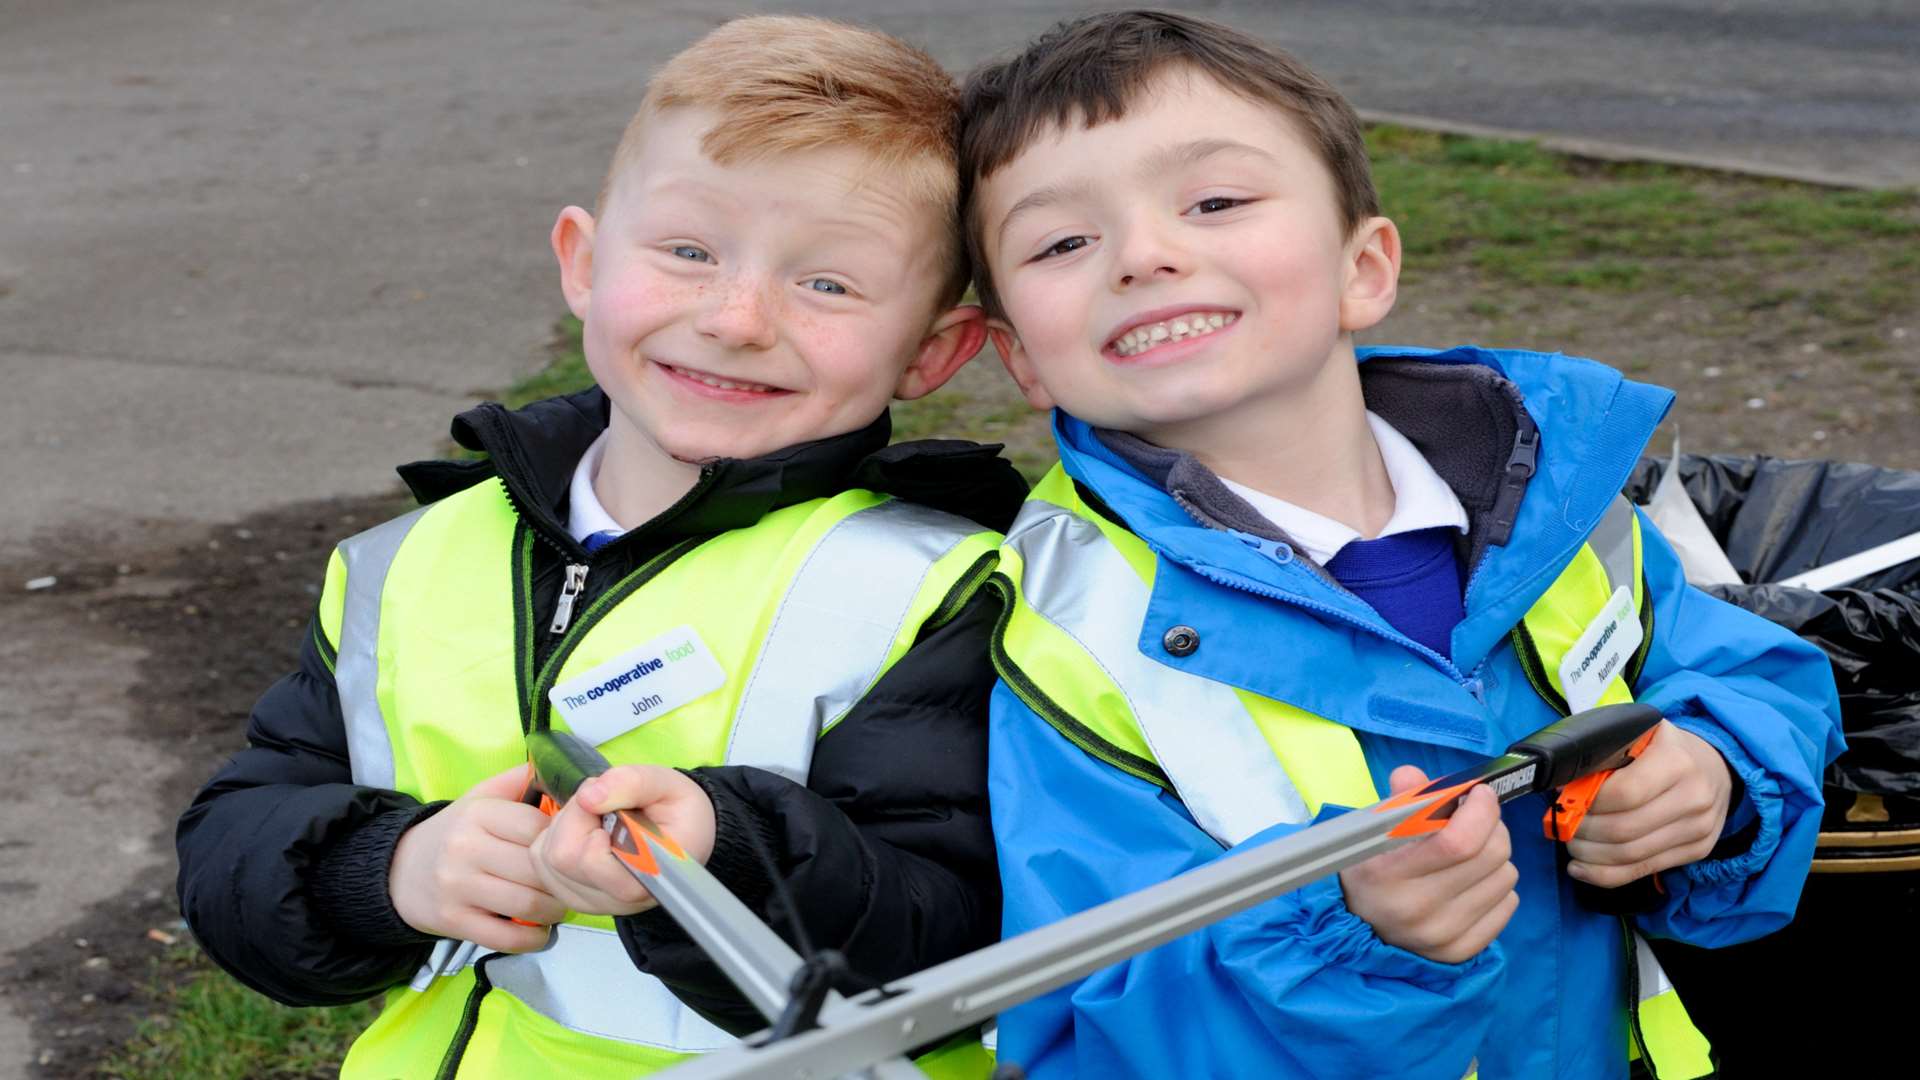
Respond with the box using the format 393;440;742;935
397;387;1027;557
1054;345;1673;675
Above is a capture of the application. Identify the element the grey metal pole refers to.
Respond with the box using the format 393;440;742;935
666;796;1430;1079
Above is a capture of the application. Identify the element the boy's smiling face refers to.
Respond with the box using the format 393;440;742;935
975;69;1398;445
554;105;981;466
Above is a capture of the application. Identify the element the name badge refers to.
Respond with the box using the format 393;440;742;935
548;625;726;746
1558;585;1643;714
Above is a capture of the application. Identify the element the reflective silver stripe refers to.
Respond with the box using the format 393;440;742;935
1634;932;1675;1002
334;507;428;790
1590;495;1638;597
414;924;736;1053
487;924;737;1051
1006;500;1309;846
726;500;980;782
407;937;485;992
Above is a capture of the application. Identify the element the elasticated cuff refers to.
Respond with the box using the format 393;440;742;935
684;767;780;915
309;801;447;948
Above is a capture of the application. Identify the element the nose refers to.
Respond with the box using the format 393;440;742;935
694;272;778;350
1110;215;1190;291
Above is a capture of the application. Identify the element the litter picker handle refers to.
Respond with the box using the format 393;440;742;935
524;730;804;1025
1511;702;1662;797
1377;702;1663;839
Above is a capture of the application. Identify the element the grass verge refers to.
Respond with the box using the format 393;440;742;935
100;942;374;1080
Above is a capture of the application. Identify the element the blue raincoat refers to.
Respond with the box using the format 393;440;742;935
991;346;1844;1079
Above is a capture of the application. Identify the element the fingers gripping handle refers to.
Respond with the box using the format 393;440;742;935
524;730;686;865
1512;703;1662;842
1542;724;1659;842
1378;703;1663;839
1508;703;1662;794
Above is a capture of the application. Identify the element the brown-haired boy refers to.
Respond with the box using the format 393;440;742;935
964;11;1840;1079
177;16;1017;1078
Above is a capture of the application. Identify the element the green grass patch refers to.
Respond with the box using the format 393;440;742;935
102;943;374;1080
1370;124;1919;326
503;316;591;409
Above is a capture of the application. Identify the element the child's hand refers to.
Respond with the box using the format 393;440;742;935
1341;768;1519;964
388;764;565;953
1565;720;1732;888
527;765;716;917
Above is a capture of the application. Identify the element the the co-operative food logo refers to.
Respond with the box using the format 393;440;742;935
559;640;699;717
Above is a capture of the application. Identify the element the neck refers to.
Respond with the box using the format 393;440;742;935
1146;344;1396;538
592;423;704;530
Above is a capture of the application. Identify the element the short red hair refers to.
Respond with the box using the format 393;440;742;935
599;16;969;305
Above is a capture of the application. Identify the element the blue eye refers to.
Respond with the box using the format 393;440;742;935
805;278;848;295
670;245;712;262
1034;235;1090;261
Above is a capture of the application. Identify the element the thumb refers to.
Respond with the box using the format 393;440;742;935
1388;764;1431;796
577;764;682;815
463;762;533;802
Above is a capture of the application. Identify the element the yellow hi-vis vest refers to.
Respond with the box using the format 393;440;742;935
315;478;999;1080
991;465;1714;1080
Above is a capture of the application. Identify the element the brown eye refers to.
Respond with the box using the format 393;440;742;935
1036;235;1090;261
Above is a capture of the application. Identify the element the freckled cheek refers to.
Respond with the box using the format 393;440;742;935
594;274;704;339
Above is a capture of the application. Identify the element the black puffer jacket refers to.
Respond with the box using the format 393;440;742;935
175;388;1025;1033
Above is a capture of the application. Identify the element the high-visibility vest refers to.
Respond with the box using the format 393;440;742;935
316;478;999;1080
993;465;1715;1080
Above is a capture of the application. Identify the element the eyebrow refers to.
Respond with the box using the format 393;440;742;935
996;177;1098;248
1140;137;1276;178
994;137;1277;248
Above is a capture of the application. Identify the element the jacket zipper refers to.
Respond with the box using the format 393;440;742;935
526;536;703;733
441;523;703;1075
549;563;590;635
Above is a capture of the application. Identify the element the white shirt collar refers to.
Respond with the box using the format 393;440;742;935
565;432;625;543
1218;411;1469;565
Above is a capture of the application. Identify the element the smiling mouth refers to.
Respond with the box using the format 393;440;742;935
658;362;786;395
1107;312;1239;358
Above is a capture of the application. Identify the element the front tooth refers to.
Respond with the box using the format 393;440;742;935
1148;324;1168;343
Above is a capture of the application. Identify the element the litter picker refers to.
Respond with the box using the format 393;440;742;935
527;702;1666;1079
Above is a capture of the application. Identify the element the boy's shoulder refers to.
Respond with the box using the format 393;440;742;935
1359;343;1671;431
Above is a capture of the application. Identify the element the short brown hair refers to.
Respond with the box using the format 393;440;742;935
959;10;1379;318
601;16;970;306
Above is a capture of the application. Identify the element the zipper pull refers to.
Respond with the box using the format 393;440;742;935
1487;425;1540;547
549;564;590;635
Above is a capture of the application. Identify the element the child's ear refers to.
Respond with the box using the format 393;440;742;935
894;304;989;401
551;207;597;321
988;320;1056;412
1339;215;1401;334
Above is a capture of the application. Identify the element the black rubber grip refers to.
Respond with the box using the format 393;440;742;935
527;729;613;804
1506;703;1661;791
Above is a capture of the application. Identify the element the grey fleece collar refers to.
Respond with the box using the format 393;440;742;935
1095;357;1536;572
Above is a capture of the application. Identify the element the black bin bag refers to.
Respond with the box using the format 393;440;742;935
1621;454;1920;1073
